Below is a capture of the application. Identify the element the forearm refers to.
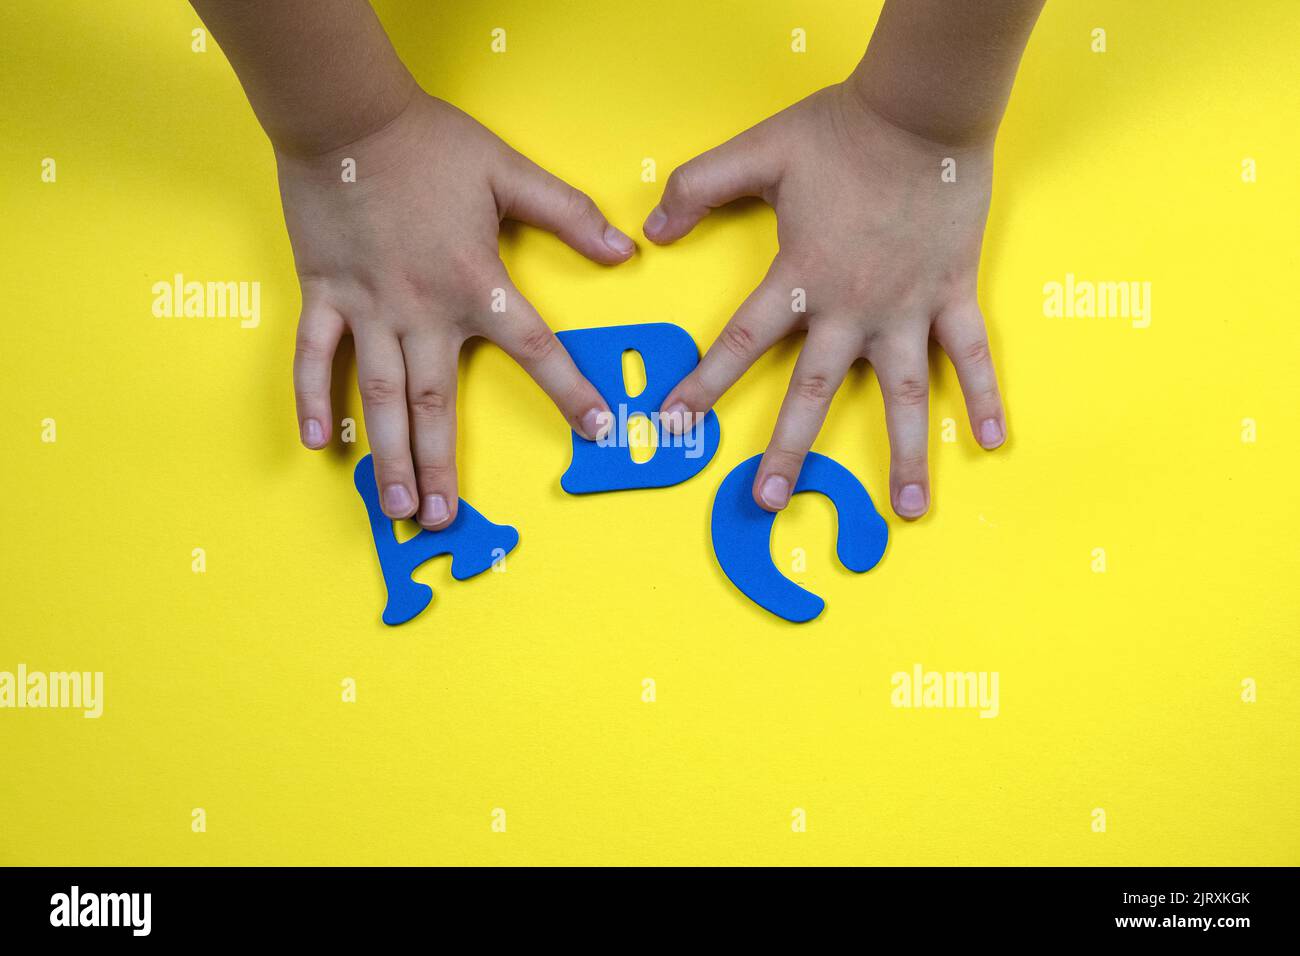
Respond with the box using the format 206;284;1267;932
849;0;1046;146
188;0;416;157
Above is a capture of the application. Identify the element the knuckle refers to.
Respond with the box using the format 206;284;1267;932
358;376;403;406
674;377;709;409
397;266;438;302
293;378;324;402
763;447;804;475
959;337;992;367
409;385;452;418
975;383;1001;407
719;321;758;360
892;452;928;474
371;452;412;477
292;358;327;394
777;247;818;283
293;327;335;367
416;462;456;489
666;163;700;208
889;377;929;407
514;322;557;363
293;336;330;362
844;271;874;302
562;377;596;409
563;188;601;226
793;373;835;405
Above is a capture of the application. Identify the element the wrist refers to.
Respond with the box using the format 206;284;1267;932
267;70;420;162
845;59;1002;150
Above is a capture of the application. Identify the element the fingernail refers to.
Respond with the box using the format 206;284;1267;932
661;401;689;434
382;484;413;516
420;494;449;526
603;224;634;256
580;407;606;441
979;418;1004;448
897;483;927;517
759;474;791;510
643;206;668;237
302;418;324;448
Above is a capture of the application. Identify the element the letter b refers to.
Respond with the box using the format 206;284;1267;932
556;323;720;493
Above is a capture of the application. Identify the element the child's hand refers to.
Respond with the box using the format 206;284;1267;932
282;92;634;528
646;83;1006;520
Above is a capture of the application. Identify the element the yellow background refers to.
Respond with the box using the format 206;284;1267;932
2;0;1297;866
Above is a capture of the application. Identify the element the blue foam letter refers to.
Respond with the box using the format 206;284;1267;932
710;453;888;623
354;454;520;626
556;323;720;493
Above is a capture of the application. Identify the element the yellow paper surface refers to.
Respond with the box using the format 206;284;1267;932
1;0;1296;865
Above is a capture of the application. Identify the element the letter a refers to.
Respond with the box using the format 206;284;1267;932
354;455;520;625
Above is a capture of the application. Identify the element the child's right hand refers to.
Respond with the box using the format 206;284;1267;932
644;83;1005;521
282;91;634;528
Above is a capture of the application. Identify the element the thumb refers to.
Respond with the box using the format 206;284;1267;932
495;152;635;265
644;126;778;244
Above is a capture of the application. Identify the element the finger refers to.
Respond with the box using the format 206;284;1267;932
495;152;635;264
933;306;1007;450
292;299;345;449
485;280;610;441
403;332;462;531
659;268;796;434
355;331;418;520
644;126;778;244
752;323;860;512
869;335;932;519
